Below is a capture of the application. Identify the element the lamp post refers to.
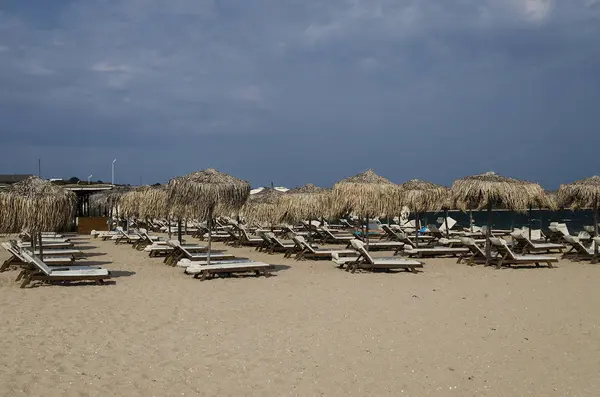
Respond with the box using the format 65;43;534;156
88;174;93;185
112;159;117;185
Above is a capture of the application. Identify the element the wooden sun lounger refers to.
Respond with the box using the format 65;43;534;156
401;245;469;258
343;240;424;273
511;232;564;254
18;252;110;288
455;238;499;266
17;241;73;249
165;240;233;266
184;261;274;281
561;235;599;263
292;236;357;261
318;227;356;244
2;243;75;272
490;237;558;269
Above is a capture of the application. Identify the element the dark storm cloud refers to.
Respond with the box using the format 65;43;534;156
1;0;599;187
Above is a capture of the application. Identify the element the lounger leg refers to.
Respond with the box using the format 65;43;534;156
547;261;554;268
0;257;14;272
15;270;25;282
20;275;31;288
200;271;208;281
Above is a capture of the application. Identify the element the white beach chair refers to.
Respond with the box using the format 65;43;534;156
344;240;423;273
18;252;110;288
490;237;558;269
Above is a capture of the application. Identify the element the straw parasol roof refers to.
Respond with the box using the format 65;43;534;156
332;169;396;217
0;176;76;233
279;184;331;223
396;179;448;214
242;187;285;224
451;171;547;212
557;176;600;210
167;168;251;221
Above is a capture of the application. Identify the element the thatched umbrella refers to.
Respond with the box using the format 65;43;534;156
0;176;76;259
396;179;448;246
279;184;331;243
167;168;250;265
558;176;600;253
243;188;285;228
332;169;396;249
451;171;547;263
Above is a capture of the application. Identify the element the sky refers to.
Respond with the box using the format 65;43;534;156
1;0;600;189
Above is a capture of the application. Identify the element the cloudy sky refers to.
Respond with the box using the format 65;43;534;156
1;0;599;188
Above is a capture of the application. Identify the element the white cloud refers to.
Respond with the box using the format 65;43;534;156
234;86;264;103
519;0;553;22
91;62;133;73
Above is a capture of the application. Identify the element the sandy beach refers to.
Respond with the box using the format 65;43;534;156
1;235;600;396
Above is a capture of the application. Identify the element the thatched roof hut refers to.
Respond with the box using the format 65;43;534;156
451;172;547;212
396;179;449;244
450;171;548;262
396;179;448;214
167;168;250;263
332;169;395;248
558;176;600;238
279;184;331;224
0;176;76;234
557;176;600;210
332;169;395;218
167;168;250;221
242;187;285;225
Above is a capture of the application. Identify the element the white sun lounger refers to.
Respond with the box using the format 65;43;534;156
510;231;564;254
490;237;558;269
343;240;423;273
18;252;110;288
292;236;357;261
183;261;273;281
2;243;75;271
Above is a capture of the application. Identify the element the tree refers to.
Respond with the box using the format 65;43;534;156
68;177;80;184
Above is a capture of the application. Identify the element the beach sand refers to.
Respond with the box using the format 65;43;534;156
1;235;599;396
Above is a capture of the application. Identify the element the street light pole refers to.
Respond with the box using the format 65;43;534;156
112;159;117;185
88;174;93;184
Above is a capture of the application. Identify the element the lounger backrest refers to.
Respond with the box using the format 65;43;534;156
563;235;588;252
21;252;52;275
489;237;516;259
350;239;374;264
259;231;272;243
240;227;254;241
294;235;316;253
460;238;486;257
2;242;25;262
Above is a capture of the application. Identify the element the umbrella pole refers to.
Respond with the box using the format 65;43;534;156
308;218;312;245
485;202;492;264
237;213;242;243
38;231;43;261
444;209;450;239
185;219;188;236
528;207;532;240
207;207;214;266
594;201;598;255
365;216;370;251
177;219;182;243
469;209;473;232
415;212;419;248
167;216;172;239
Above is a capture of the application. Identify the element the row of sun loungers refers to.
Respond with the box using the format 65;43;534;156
1;239;111;288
